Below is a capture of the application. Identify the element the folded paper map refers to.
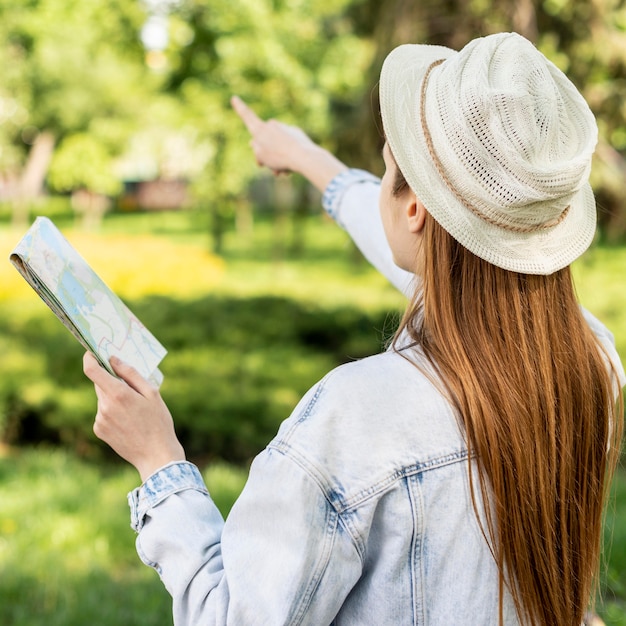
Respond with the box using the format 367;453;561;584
10;216;167;387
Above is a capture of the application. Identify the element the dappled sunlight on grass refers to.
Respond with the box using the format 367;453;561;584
0;448;162;625
69;232;225;298
0;447;247;626
0;227;225;301
0;218;405;315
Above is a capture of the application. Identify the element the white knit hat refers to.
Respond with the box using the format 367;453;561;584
379;32;598;274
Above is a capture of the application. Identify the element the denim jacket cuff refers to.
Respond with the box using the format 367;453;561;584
128;461;208;532
322;169;381;227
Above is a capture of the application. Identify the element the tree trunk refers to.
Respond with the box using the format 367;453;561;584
235;196;254;238
510;0;538;41
71;189;110;231
210;202;225;255
594;139;626;242
12;131;55;228
272;176;296;262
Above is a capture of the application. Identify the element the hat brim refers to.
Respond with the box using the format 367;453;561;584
379;43;597;275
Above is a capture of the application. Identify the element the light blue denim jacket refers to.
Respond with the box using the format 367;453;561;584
128;170;626;625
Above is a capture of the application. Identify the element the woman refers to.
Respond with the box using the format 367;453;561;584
84;33;624;625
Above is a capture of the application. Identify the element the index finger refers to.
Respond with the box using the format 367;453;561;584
231;95;264;135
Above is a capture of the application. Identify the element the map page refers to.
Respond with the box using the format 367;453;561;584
10;216;166;387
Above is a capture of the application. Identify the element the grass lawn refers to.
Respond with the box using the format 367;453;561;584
0;207;624;624
0;447;247;626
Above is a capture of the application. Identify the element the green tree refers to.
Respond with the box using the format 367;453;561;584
47;134;122;229
0;0;152;225
155;0;374;251
2;0;623;242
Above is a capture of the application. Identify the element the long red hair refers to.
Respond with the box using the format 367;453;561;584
392;174;623;624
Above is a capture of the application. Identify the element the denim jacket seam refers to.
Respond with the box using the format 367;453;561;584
272;439;469;514
268;440;367;561
406;473;425;625
341;449;471;511
269;441;470;573
290;507;342;626
278;368;341;445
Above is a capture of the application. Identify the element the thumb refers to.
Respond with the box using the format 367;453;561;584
109;356;155;396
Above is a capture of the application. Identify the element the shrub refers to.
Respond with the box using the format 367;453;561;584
0;294;391;462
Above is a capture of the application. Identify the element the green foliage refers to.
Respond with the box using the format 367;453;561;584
1;0;624;237
156;0;375;248
0;0;150;168
47;134;122;195
573;243;626;362
0;293;392;462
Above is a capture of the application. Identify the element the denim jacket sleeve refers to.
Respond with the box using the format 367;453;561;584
322;168;415;296
128;445;362;625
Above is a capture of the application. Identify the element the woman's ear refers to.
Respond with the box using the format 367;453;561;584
406;194;426;234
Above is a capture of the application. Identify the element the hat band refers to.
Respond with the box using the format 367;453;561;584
419;59;571;234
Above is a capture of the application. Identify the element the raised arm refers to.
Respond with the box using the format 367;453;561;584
231;96;347;193
232;97;415;296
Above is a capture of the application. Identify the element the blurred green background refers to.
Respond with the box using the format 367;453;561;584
0;0;625;624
